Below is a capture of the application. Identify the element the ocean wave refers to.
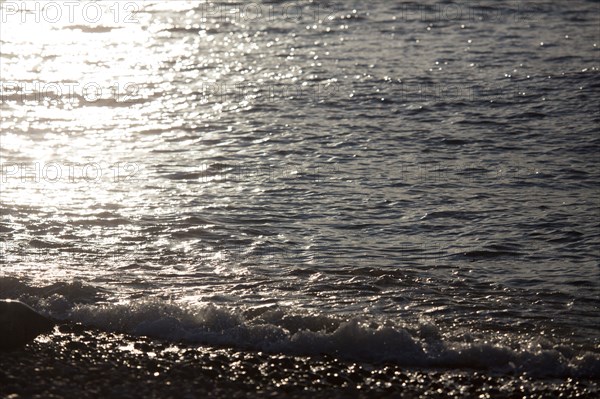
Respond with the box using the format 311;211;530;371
2;278;598;378
0;277;105;304
64;300;598;378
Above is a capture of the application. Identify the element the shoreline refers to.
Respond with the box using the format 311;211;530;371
1;323;597;398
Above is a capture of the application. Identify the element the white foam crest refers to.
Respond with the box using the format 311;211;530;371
66;299;600;378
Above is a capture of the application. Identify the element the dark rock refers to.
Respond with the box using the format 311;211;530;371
0;299;55;351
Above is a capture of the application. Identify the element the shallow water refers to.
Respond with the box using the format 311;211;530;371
0;0;599;376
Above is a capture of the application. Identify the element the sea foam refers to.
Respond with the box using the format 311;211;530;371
65;299;598;379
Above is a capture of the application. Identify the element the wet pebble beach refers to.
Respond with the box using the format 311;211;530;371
1;325;597;399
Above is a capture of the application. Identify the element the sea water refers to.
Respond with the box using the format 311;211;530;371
0;0;598;377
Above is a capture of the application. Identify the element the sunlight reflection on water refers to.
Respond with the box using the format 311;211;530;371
1;0;599;352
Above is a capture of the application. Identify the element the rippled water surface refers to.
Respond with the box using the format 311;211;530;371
1;0;599;373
